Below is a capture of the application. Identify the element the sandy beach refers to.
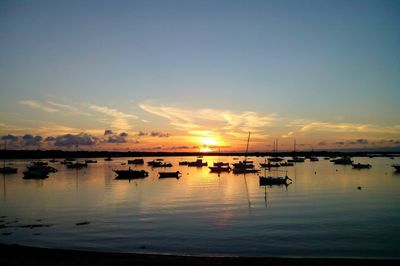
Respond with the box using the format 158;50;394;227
0;244;398;266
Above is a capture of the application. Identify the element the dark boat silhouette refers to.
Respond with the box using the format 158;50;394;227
128;159;144;165
159;171;181;178
259;175;292;186
188;159;207;167
352;163;371;169
331;156;353;165
113;168;149;179
209;166;231;172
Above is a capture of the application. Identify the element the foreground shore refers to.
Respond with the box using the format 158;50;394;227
0;244;398;266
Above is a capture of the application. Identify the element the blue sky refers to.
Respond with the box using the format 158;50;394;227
0;0;399;151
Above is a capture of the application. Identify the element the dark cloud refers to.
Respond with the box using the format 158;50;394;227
347;139;369;145
137;131;147;137
150;131;170;137
1;134;18;142
335;141;345;145
104;130;113;135
317;141;327;146
107;135;127;143
45;136;56;141
54;133;97;146
136;131;169;137
22;134;43;146
168;145;199;150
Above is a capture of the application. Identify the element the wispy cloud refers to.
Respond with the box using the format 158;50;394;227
139;102;276;135
20;100;59;113
47;101;92;116
90;105;137;131
292;120;400;134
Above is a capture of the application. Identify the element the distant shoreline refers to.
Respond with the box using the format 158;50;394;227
0;150;399;160
0;244;398;266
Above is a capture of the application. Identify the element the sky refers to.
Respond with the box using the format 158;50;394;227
0;0;399;152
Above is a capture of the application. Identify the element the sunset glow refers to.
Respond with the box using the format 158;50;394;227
0;0;399;152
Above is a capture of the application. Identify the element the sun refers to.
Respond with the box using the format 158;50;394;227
198;137;220;152
198;137;219;146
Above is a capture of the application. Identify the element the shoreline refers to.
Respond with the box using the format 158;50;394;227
0;244;398;266
1;150;399;160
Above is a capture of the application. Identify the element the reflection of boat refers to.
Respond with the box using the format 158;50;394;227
104;157;113;161
128;159;144;164
49;159;58;163
392;165;400;172
85;159;97;164
259;175;291;186
209;166;231;172
352;163;371;169
113;168;149;179
179;161;189;165
309;156;319;162
332;156;353;165
159;171;181;178
188;159;207;167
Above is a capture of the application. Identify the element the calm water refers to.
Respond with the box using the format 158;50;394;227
1;156;400;258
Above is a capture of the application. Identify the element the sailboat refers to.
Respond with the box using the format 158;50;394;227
233;132;260;174
259;168;292;186
0;142;17;174
210;147;230;172
267;139;284;162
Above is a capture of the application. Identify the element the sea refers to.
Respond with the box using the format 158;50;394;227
1;156;400;258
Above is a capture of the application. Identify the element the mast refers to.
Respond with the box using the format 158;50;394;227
245;132;250;162
3;141;6;168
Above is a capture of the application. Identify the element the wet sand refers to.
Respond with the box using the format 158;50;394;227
0;244;398;266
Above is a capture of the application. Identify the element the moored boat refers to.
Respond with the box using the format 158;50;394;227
259;175;292;186
66;161;88;169
209;166;231;173
260;162;280;168
280;162;294;167
392;164;400;172
159;171;181;178
113;168;149;179
287;157;305;163
128;159;144;164
0;166;18;174
352;163;371;169
151;162;173;168
332;156;353;165
213;162;229;166
23;165;56;179
188;159;207;167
